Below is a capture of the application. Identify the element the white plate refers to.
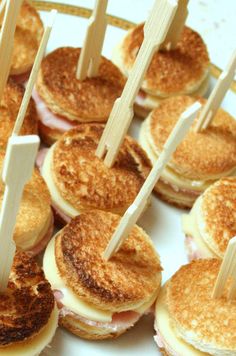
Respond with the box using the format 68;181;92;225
38;4;236;356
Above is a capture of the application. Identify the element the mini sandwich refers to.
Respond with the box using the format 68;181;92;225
0;251;58;356
3;0;44;84
113;24;210;118
139;95;236;208
43;210;162;340
182;177;236;261
0;151;54;256
39;123;152;225
0;80;38;150
154;259;236;355
33;47;126;145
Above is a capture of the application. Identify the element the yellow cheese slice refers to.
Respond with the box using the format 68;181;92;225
41;145;79;218
43;237;113;323
155;289;208;356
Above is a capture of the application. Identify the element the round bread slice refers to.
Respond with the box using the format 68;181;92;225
165;259;236;355
0;151;53;255
113;24;209;98
0;252;58;355
7;0;43;80
35;47;126;144
55;211;162;312
139;95;236;207
42;123;152;219
0;80;38;149
51;211;161;339
195;177;236;258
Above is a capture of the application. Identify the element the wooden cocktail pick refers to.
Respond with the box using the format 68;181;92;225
195;49;236;132
103;101;201;260
76;0;108;80
12;9;57;135
0;136;39;292
212;236;236;300
0;0;23;104
96;0;177;168
0;0;6;23
161;0;189;50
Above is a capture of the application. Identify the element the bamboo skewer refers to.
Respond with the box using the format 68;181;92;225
195;49;236;132
212;236;236;300
12;9;57;135
76;0;108;80
96;0;178;168
0;0;23;104
0;136;39;292
161;0;189;50
103;102;201;260
0;0;6;23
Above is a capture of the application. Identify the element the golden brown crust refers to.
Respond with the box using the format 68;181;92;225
52;124;152;214
0;80;38;149
36;47;126;122
167;259;236;352
59;314;126;340
0;252;54;346
200;177;236;257
149;96;236;180
0;151;52;250
8;1;43;75
121;25;209;95
55;211;162;312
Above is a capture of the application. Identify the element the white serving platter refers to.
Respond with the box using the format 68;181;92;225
35;3;236;355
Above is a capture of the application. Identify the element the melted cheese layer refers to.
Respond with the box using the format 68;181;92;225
155;288;207;356
41;145;79;218
181;198;217;258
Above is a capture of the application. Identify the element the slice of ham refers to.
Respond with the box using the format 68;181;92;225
52;203;71;226
135;89;147;106
27;213;54;256
36;147;49;171
160;178;201;197
154;328;181;356
185;235;203;261
54;290;141;333
32;89;77;132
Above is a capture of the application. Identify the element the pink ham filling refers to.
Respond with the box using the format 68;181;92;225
54;289;143;333
135;89;148;106
32;89;77;132
154;327;181;356
160;178;202;198
185;235;203;261
27;213;54;256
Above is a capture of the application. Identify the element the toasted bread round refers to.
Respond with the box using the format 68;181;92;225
49;123;151;215
167;259;236;354
0;252;55;347
0;151;52;253
59;314;127;340
0;80;38;149
145;95;236;180
55;211;162;313
114;24;209;97
7;0;43;76
196;177;236;258
36;47;126;122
